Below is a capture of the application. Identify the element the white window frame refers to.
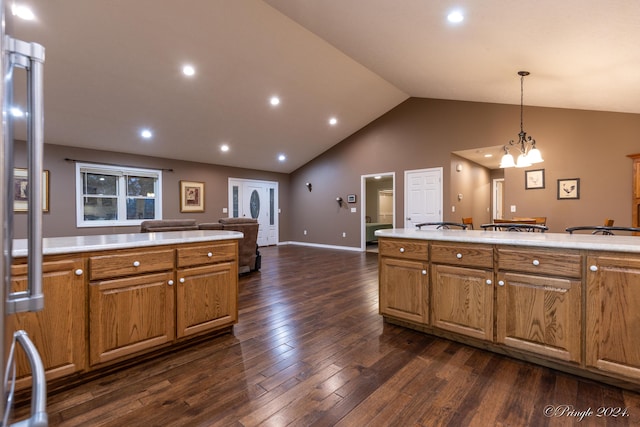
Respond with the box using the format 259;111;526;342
75;162;163;227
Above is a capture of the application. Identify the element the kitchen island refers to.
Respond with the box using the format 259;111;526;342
10;230;242;391
376;228;640;391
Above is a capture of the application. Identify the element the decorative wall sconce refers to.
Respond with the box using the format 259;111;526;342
336;196;343;207
305;182;312;192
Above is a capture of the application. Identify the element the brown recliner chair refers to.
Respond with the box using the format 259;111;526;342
140;219;199;232
199;218;260;274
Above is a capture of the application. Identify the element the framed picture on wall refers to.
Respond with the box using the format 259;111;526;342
13;168;49;212
525;169;545;190
557;178;580;200
180;180;205;212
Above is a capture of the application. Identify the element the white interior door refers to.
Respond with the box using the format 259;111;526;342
493;178;504;220
404;168;443;228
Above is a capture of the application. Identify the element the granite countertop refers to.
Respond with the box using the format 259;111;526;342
375;228;640;253
12;230;243;257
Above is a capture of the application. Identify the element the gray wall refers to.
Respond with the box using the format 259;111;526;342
13;143;290;239
13;96;640;246
290;97;639;247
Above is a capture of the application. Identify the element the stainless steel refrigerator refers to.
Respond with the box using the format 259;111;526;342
1;0;48;425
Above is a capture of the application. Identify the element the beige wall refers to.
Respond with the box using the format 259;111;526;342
290;97;639;247
450;155;491;228
13;97;640;245
13;143;290;239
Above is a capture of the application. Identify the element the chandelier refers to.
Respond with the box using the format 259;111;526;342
499;71;543;168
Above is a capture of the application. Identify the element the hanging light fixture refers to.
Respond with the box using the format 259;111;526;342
500;71;543;168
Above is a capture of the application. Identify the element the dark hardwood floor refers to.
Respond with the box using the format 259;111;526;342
13;245;640;426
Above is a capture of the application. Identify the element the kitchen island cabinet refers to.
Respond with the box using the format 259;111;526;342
10;230;241;390
430;243;493;341
496;247;582;363
378;239;428;324
376;228;640;391
586;252;640;381
9;257;86;389
176;242;238;338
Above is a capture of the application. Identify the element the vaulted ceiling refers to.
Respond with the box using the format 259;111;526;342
11;1;640;173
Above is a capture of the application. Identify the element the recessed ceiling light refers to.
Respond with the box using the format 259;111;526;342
484;154;493;158
374;176;382;180
447;10;464;23
278;154;286;162
182;64;195;76
270;96;280;106
140;129;153;139
12;4;35;20
220;144;229;152
329;117;338;126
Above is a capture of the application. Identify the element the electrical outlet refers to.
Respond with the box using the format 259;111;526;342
303;230;307;235
452;206;456;212
511;205;517;213
342;232;346;238
222;207;228;213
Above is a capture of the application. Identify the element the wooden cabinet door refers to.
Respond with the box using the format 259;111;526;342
379;257;428;324
8;258;87;389
89;271;175;365
586;254;640;380
176;261;238;338
431;264;493;341
496;272;581;363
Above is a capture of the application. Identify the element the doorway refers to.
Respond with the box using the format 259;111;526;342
361;173;395;252
228;178;278;246
404;167;443;228
493;178;504;220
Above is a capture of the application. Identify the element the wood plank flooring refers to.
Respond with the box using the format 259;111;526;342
12;245;640;426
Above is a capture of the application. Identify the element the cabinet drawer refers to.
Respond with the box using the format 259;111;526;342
431;243;493;268
176;241;237;268
379;238;428;261
498;248;582;278
90;249;174;280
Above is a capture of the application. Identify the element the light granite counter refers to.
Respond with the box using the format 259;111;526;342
12;230;243;257
375;228;640;253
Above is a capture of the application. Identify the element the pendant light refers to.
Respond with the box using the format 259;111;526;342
500;71;543;168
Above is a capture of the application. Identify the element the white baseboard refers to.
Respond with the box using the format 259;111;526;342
277;241;363;252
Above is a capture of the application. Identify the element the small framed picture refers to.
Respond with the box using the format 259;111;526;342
13;168;49;213
347;194;357;203
180;180;205;212
558;178;580;200
525;169;545;190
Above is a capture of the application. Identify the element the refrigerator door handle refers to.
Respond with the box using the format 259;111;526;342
3;331;47;427
5;37;45;314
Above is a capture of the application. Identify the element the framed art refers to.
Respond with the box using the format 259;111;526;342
558;178;580;200
525;169;545;190
13;168;49;212
180;180;205;212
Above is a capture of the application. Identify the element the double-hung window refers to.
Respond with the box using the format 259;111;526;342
75;162;162;227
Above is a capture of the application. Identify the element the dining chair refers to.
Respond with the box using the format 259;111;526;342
534;217;547;225
461;217;474;230
416;222;468;230
566;225;640;235
481;223;548;232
